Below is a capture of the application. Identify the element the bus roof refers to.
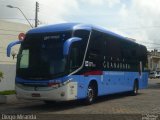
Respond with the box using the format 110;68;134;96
27;23;143;46
27;23;78;34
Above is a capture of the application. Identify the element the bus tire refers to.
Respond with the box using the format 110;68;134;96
132;80;138;96
85;81;97;105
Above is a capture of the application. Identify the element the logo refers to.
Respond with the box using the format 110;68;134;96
44;35;60;40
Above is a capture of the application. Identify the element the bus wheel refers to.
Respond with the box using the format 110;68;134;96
132;81;138;95
85;83;97;105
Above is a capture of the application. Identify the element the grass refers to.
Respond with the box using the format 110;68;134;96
0;90;16;95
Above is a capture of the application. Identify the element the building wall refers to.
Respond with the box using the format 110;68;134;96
148;49;160;72
0;64;16;91
0;20;30;91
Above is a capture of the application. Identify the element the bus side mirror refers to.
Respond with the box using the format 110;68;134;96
63;37;82;56
7;40;21;57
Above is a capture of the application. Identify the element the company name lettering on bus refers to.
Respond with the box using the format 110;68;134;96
44;35;60;40
104;72;125;75
85;61;96;67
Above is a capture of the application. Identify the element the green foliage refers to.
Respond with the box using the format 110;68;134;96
0;71;3;81
0;90;16;95
0;71;3;77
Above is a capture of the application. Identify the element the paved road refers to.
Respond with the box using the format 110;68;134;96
0;79;160;116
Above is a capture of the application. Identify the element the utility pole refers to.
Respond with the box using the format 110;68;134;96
35;1;39;27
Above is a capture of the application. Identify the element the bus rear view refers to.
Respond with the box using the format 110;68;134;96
7;23;148;104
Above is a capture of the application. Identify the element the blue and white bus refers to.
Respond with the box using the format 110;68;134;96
7;23;148;104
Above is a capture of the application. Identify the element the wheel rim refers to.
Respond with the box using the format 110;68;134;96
87;87;94;102
134;84;138;94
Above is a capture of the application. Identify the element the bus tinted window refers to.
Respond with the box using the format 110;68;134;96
17;31;71;80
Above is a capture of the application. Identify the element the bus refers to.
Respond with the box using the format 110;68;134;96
7;23;148;104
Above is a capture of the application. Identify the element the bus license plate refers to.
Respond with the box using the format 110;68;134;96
32;93;41;97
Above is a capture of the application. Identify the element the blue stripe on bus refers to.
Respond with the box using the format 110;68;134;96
74;71;148;99
16;71;148;99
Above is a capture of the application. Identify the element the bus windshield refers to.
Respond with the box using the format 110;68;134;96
16;31;71;80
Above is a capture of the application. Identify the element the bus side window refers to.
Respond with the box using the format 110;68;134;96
89;49;99;60
70;45;82;71
19;49;29;68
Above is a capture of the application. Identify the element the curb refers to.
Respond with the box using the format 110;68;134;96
0;95;7;104
0;94;18;104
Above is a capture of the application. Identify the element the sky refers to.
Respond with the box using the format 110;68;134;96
0;0;160;50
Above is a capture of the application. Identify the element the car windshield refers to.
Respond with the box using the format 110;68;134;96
150;72;154;74
16;31;71;80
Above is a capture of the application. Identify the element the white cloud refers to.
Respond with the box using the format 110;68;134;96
25;0;160;51
0;0;79;25
116;0;160;49
80;0;120;7
119;4;128;17
38;0;79;24
1;0;160;50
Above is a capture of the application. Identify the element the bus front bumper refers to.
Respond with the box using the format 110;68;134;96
15;82;78;101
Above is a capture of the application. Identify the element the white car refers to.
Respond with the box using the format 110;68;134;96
149;71;160;79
